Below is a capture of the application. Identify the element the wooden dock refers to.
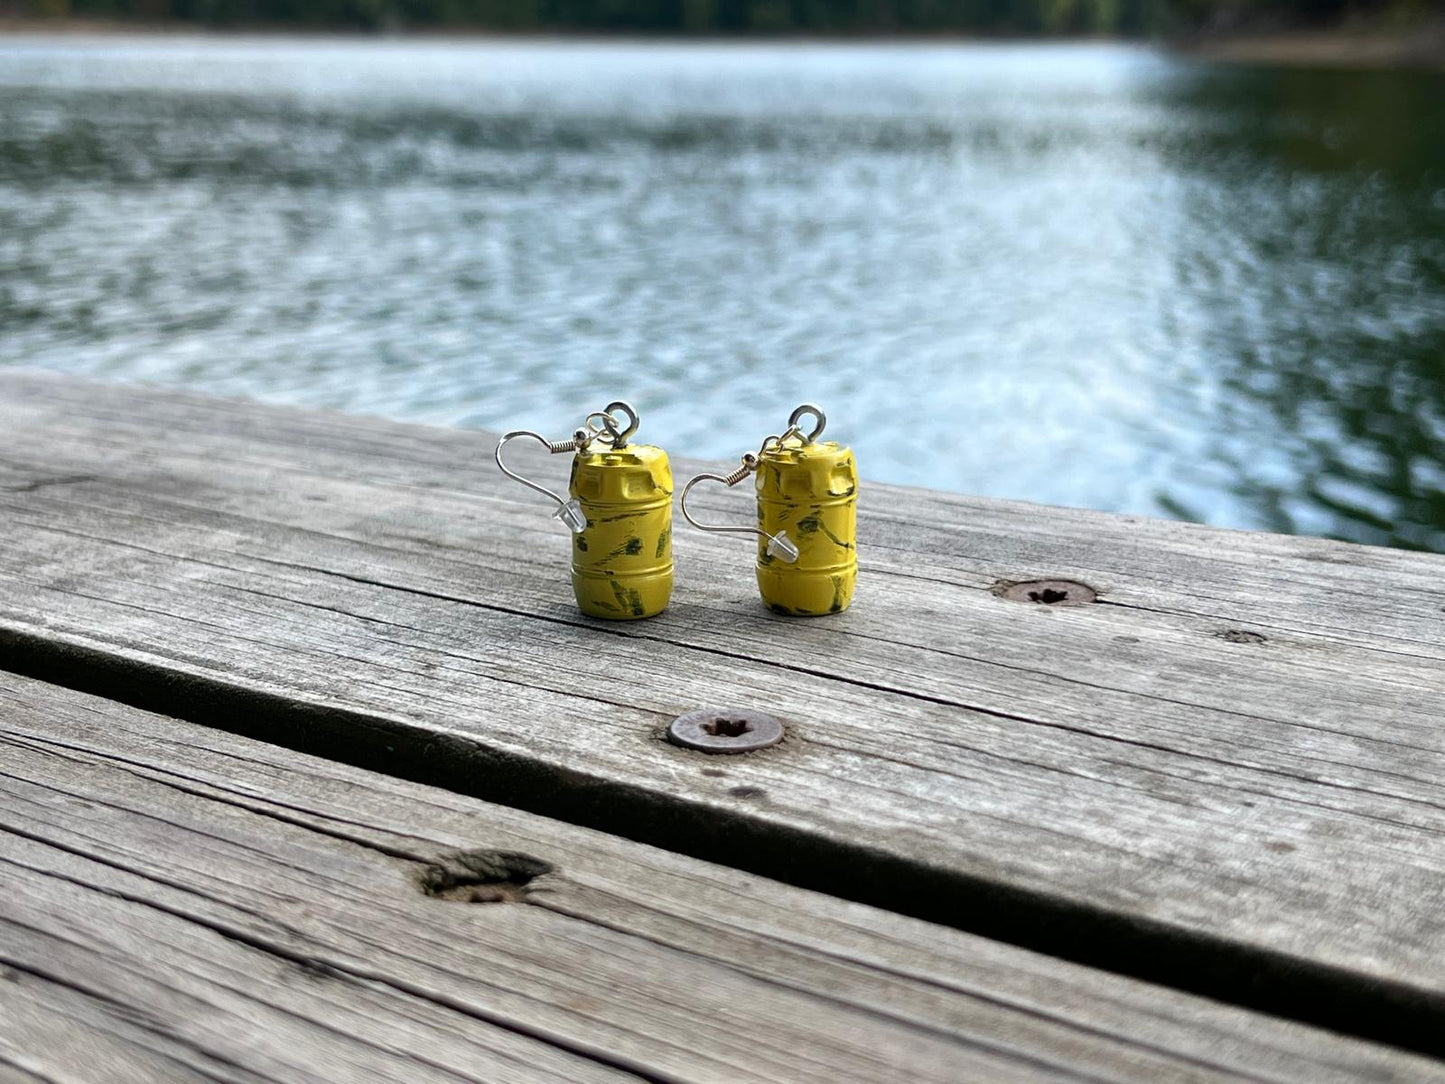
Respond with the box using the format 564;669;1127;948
2;369;1443;1082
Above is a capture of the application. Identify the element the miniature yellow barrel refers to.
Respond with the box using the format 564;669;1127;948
569;443;674;620
754;440;858;616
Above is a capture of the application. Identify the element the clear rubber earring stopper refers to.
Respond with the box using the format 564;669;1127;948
767;531;799;563
552;498;588;534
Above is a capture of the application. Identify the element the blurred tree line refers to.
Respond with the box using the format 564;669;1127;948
13;0;1434;36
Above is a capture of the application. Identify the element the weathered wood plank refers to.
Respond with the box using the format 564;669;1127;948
2;968;279;1084
8;673;1436;1082
1;370;1443;1050
2;938;547;1084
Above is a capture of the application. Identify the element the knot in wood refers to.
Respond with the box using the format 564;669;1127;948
419;850;554;904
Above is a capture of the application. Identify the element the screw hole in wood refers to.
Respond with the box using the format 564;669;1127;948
703;717;752;737
994;579;1098;606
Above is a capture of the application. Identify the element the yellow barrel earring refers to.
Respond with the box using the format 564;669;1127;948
681;404;858;616
495;401;673;620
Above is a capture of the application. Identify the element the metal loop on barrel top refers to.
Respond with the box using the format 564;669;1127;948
787;403;826;443
583;400;639;450
754;405;823;460
598;400;639;449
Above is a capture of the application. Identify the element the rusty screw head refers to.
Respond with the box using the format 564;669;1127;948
996;579;1097;606
668;708;784;754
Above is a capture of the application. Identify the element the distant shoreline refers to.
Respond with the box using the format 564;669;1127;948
1182;24;1445;72
2;17;1443;73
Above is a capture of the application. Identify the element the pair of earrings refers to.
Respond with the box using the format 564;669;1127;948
495;402;858;620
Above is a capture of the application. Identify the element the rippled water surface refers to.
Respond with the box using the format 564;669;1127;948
2;37;1443;548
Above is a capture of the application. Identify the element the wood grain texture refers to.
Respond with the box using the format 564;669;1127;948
2;671;1439;1084
0;370;1443;1050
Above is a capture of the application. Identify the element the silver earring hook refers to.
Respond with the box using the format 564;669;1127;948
495;428;591;533
493;400;641;534
680;452;799;563
678;402;826;562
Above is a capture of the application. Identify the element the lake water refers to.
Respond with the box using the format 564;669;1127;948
2;36;1443;549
